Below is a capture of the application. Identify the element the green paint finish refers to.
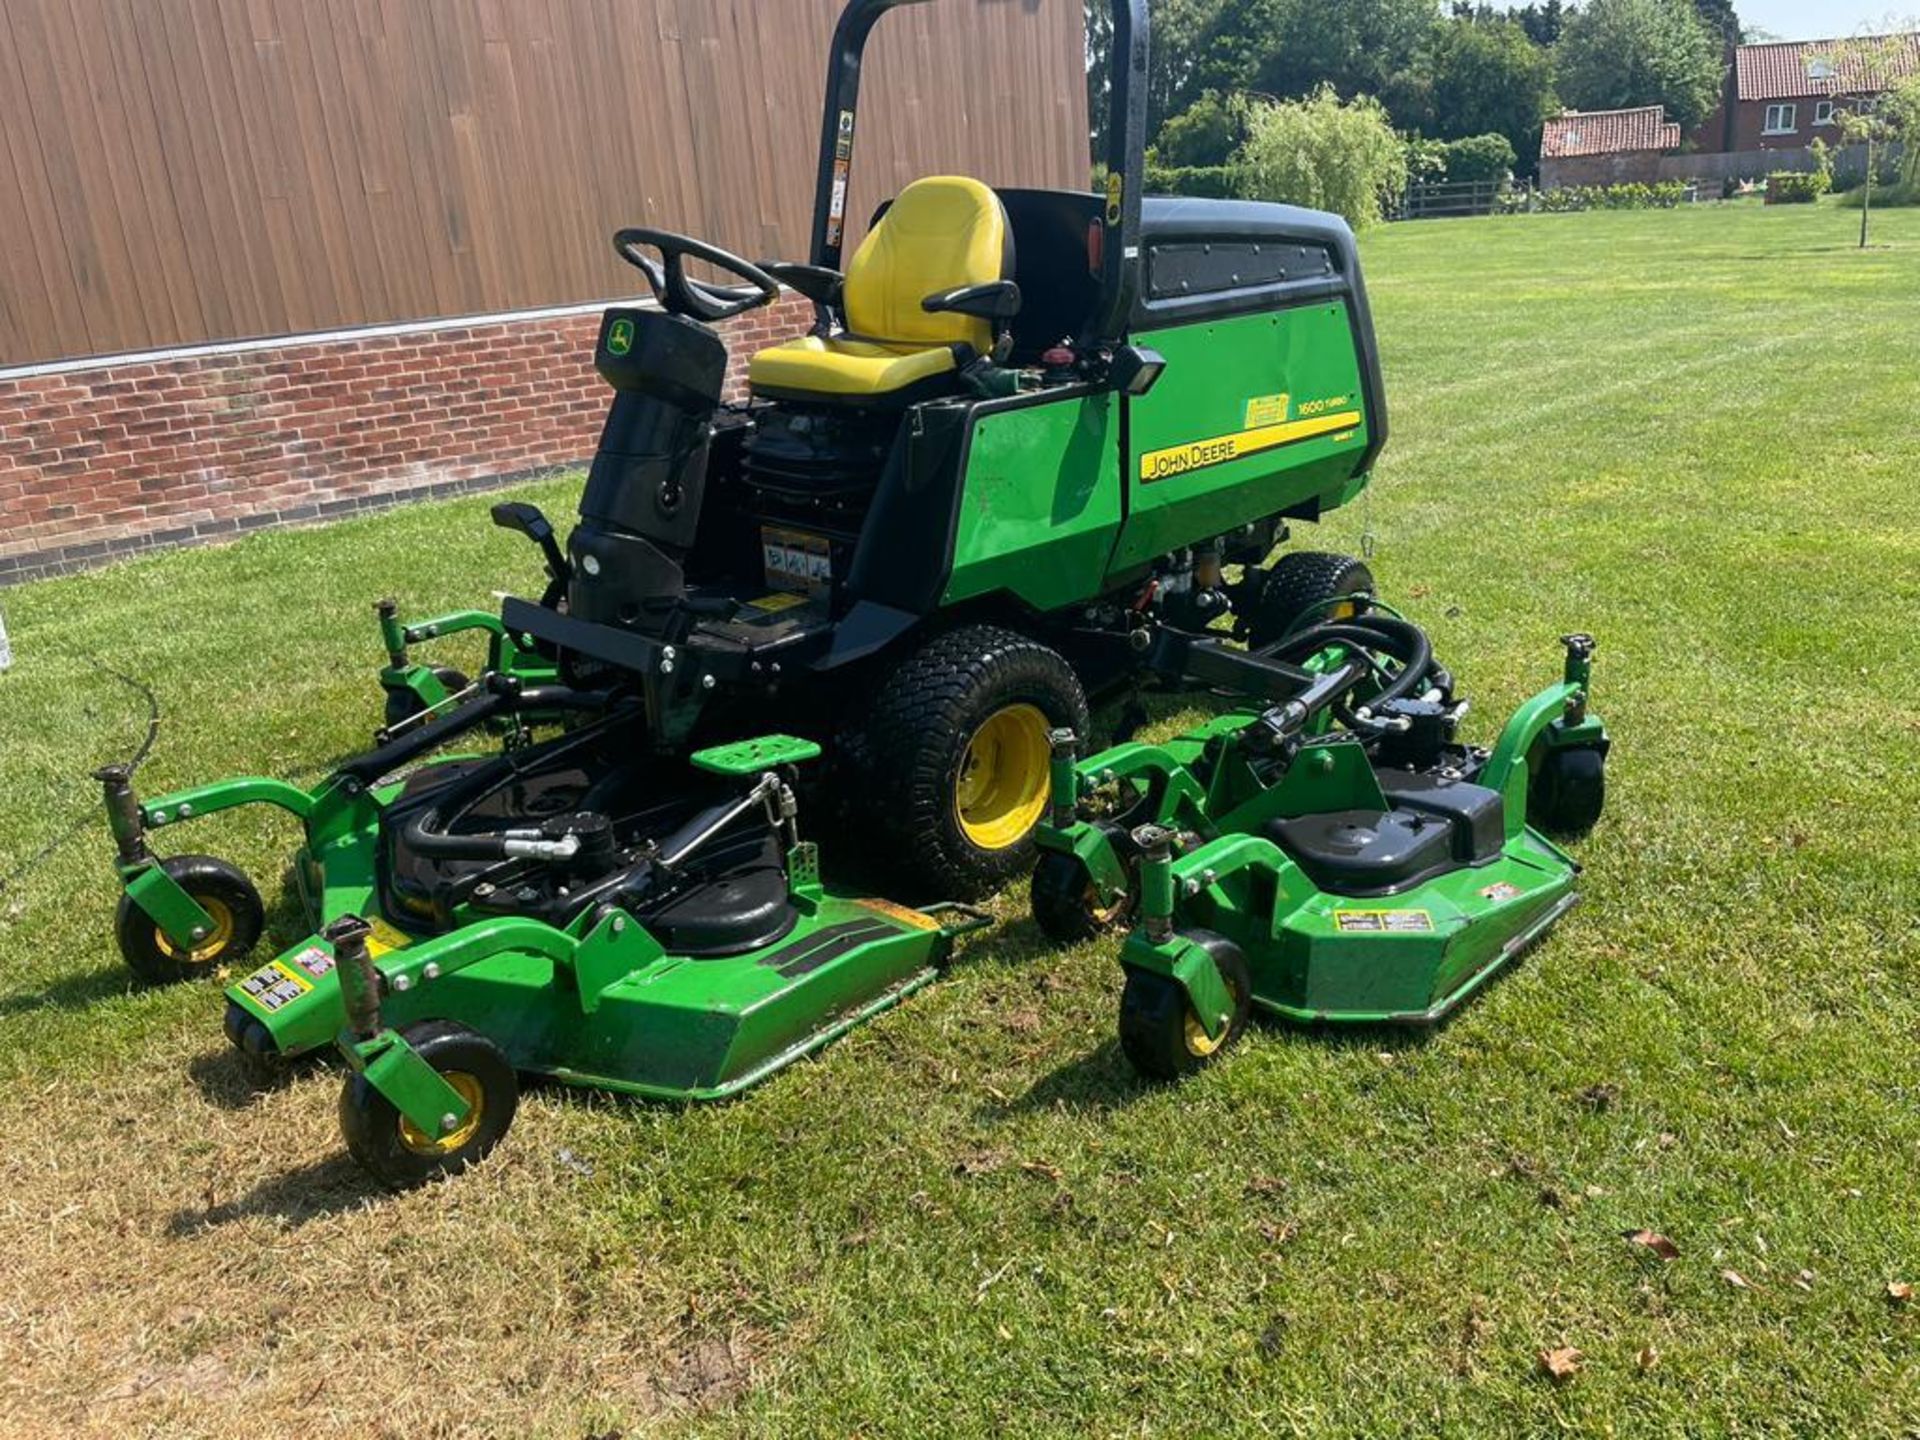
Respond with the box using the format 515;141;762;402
692;734;822;775
1112;304;1372;574
943;393;1121;610
237;893;953;1101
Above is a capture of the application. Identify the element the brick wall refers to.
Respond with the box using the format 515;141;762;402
0;293;813;586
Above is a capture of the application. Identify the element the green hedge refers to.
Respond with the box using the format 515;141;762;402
1144;164;1236;198
1765;170;1829;204
1523;181;1690;213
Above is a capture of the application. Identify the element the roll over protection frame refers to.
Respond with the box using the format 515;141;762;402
808;0;1149;347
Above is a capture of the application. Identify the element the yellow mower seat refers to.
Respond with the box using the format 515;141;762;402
749;175;1011;403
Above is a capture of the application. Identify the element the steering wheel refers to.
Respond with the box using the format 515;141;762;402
612;228;779;324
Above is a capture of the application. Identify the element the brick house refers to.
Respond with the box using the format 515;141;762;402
1712;33;1920;153
1539;106;1682;189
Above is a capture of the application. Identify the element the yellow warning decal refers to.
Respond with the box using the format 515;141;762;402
1136;410;1367;485
747;591;809;614
856;898;941;932
366;917;414;958
1333;909;1433;934
1139;410;1363;483
1244;392;1289;428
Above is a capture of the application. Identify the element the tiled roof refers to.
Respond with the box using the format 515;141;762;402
1736;33;1920;101
1540;106;1682;158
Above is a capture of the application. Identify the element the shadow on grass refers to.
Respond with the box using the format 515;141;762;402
166;1151;387;1233
985;1038;1141;1119
0;964;135;1017
186;1044;325;1111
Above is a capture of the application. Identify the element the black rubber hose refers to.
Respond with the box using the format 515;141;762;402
1264;615;1435;712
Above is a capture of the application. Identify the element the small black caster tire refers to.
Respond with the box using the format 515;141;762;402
1249;552;1375;648
1528;744;1606;839
1030;847;1135;946
339;1020;518;1190
1118;930;1254;1082
382;666;470;730
114;854;265;986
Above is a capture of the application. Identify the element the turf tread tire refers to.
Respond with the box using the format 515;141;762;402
849;625;1089;900
1250;552;1375;649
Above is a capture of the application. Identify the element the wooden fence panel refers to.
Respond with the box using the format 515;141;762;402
0;0;1088;364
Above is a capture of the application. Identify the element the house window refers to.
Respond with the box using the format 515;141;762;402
1814;100;1835;126
1764;103;1797;134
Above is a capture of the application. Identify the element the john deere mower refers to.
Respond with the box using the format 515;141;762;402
94;0;1399;1183
364;0;1388;899
1029;609;1609;1078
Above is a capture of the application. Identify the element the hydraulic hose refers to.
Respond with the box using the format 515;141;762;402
1265;615;1434;712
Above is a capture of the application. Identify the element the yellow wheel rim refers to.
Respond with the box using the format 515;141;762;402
398;1072;485;1156
955;703;1052;851
152;896;235;967
1184;1008;1228;1057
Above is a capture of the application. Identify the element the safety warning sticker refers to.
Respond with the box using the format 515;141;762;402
1479;881;1522;902
238;959;314;1013
1333;909;1434;933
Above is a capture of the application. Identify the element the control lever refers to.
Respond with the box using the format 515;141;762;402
491;502;573;591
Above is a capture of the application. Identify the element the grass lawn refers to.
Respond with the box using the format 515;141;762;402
2;202;1918;1437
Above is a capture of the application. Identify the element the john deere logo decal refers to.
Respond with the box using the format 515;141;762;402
607;318;634;356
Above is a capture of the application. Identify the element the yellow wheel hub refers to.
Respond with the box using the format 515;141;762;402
955;703;1052;851
153;896;235;967
1183;1008;1228;1057
398;1072;485;1156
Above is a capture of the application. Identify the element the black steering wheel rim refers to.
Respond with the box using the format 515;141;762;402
612;227;780;323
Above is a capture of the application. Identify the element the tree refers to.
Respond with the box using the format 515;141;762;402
1813;36;1920;248
1422;18;1558;165
1689;0;1742;49
1232;87;1410;229
1086;0;1229;157
1556;0;1727;132
1189;0;1437;105
1154;90;1248;167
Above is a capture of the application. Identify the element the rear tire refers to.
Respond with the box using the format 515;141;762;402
1528;744;1606;839
114;854;265;986
339;1020;518;1190
849;625;1089;900
1249;552;1375;648
1118;930;1253;1082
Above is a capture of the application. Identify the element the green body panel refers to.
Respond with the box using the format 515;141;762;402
943;392;1121;610
232;894;950;1101
1112;305;1372;574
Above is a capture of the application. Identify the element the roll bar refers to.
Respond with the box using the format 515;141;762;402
807;0;1148;346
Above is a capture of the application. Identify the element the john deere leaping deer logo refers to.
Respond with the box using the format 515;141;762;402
607;318;635;357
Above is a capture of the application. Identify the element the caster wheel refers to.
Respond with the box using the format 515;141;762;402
1030;839;1136;946
1118;930;1253;1081
114;854;265;985
1528;744;1606;839
339;1020;518;1190
382;666;470;731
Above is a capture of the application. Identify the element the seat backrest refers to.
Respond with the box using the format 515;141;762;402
843;176;1011;355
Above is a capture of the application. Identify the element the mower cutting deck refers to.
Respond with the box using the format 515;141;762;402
1030;608;1609;1078
101;708;983;1187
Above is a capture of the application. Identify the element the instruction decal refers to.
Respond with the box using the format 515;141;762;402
826;109;855;247
365;918;413;958
238;958;316;1013
1333;909;1434;934
857;898;941;932
1244;393;1289;428
1479;881;1522;902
